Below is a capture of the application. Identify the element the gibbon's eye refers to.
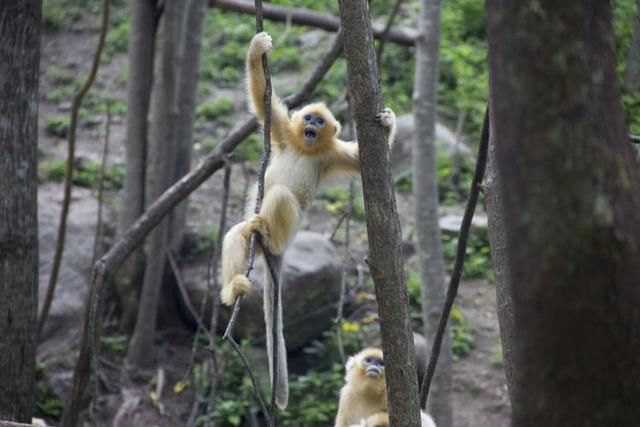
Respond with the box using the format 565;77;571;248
315;116;325;126
303;114;312;122
364;357;373;365
377;360;384;367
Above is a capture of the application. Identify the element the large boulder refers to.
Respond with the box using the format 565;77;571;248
185;231;343;351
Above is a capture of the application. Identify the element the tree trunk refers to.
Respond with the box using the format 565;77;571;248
115;0;159;329
486;1;640;425
127;0;180;368
338;1;421;426
412;0;452;425
0;2;41;422
483;112;515;396
169;0;207;250
623;0;640;93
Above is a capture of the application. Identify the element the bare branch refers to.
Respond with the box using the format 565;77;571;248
38;0;111;336
210;0;416;46
419;107;489;407
90;100;111;268
376;0;405;70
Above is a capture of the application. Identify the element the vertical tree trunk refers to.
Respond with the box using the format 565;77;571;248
623;0;640;93
0;2;41;422
169;0;207;250
412;0;452;425
127;0;180;368
115;0;159;328
487;1;640;425
338;1;421;426
483;115;515;395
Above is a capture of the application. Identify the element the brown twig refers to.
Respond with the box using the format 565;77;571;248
168;249;212;338
209;0;416;46
38;0;111;337
61;32;344;426
376;0;404;70
90;100;112;268
419;107;489;407
335;94;357;364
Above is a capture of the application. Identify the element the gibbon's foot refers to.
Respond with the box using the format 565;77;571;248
246;214;271;241
376;108;396;128
250;31;273;58
221;274;252;306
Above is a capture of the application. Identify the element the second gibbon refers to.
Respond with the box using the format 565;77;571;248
336;348;437;427
220;33;397;409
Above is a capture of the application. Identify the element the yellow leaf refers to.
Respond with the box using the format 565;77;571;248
341;321;360;333
150;391;159;407
174;380;188;394
361;313;378;324
325;201;344;213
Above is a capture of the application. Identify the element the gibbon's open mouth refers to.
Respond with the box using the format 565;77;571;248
366;366;382;378
304;126;317;140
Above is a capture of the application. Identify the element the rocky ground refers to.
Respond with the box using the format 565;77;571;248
35;9;510;427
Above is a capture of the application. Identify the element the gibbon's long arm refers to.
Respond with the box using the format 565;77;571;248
246;32;290;149
322;108;397;179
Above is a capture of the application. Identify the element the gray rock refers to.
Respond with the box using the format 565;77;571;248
38;183;106;341
391;114;472;173
188;231;343;351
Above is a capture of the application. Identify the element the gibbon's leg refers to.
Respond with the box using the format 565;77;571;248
247;184;301;255
220;221;253;306
263;255;289;409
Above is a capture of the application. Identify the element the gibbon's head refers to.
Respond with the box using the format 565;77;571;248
346;348;385;391
290;103;341;155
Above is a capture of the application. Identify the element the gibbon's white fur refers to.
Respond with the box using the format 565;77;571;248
337;348;437;427
220;32;396;410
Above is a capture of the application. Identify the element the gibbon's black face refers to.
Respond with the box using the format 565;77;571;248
302;112;326;145
362;355;384;378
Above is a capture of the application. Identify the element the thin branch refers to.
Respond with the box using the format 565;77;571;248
335;95;356;364
62;32;344;426
210;0;415;46
91;100;111;268
38;0;110;336
419;107;489;407
168;249;212;337
376;0;404;70
223;2;280;423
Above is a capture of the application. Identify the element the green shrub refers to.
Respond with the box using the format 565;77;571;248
46;116;71;138
196;97;235;121
449;305;474;359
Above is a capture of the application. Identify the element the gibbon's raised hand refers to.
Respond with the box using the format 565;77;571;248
219;32;396;410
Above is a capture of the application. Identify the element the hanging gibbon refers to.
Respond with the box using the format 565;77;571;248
220;32;397;409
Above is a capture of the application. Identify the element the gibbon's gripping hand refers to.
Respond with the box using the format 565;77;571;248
376;107;397;147
376;107;396;129
249;31;273;59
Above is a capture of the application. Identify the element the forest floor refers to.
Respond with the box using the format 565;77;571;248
35;8;510;427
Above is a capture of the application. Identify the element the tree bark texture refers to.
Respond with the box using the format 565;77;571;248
0;2;41;422
169;0;207;250
338;1;421;426
127;0;180;368
623;0;640;93
412;0;452;424
115;0;159;328
487;1;640;426
483;111;515;396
